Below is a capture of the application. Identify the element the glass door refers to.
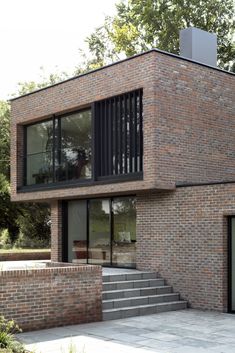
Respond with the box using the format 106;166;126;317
112;197;136;267
229;217;235;312
67;200;87;263
66;196;136;268
88;199;111;265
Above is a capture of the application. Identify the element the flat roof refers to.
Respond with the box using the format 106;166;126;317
10;48;234;102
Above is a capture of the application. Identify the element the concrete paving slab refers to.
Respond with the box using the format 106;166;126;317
17;309;235;353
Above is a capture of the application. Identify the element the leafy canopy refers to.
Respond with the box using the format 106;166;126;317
84;0;235;71
0;73;62;246
0;101;10;178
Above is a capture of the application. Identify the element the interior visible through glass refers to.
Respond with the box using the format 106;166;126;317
112;197;136;267
88;199;111;265
67;196;136;268
68;200;87;263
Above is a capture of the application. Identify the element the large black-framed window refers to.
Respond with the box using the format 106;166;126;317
94;89;143;180
24;89;143;188
25;109;92;186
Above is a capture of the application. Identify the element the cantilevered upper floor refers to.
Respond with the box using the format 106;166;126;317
10;45;235;202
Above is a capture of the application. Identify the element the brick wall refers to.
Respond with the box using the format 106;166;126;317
10;50;234;203
51;200;63;262
0;250;50;261
136;183;235;311
0;263;102;331
153;54;235;185
11;51;163;203
9;49;235;314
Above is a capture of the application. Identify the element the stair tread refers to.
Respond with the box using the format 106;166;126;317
103;278;161;285
103;285;171;294
103;300;187;313
103;293;179;303
102;271;157;276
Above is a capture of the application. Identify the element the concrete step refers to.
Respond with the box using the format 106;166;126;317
102;271;157;283
103;293;180;310
103;300;187;321
103;278;164;291
102;285;172;300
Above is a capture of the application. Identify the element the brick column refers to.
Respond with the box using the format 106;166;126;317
50;200;63;262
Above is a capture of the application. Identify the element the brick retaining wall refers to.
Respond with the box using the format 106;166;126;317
0;263;102;331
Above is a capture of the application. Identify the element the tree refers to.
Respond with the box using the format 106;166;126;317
0;72;66;247
0;174;20;243
16;203;50;247
0;101;10;178
13;68;69;97
84;0;235;71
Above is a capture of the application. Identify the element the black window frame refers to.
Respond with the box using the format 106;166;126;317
21;89;143;191
24;108;92;187
62;195;137;269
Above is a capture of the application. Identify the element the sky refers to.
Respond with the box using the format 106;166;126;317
0;0;117;100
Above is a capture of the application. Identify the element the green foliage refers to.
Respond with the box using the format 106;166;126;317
85;0;235;71
13;67;69;97
15;203;50;248
0;229;11;249
0;172;50;247
0;76;55;248
0;174;20;244
0;101;10;178
0;169;50;248
0;315;27;353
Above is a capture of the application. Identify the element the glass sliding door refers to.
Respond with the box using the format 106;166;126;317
112;197;136;267
66;196;136;268
67;200;87;263
229;217;235;312
88;199;111;265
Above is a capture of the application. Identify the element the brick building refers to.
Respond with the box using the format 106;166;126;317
10;28;235;313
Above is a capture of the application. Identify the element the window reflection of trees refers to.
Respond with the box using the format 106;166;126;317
26;110;91;185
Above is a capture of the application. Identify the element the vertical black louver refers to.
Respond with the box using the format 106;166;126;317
94;89;143;179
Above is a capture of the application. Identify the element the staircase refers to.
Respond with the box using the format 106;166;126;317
102;270;187;321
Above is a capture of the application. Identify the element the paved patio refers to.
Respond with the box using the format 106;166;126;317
18;309;235;353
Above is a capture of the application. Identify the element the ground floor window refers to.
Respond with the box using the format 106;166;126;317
64;196;136;268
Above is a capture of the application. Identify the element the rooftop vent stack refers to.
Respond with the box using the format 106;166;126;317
179;27;217;67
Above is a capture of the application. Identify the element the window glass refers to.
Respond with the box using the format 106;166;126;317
26;120;53;185
25;109;92;185
112;197;136;267
68;200;87;264
57;110;92;181
88;199;111;265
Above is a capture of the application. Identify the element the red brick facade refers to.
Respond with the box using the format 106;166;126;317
51;200;63;262
10;50;235;313
0;263;102;331
137;184;235;311
10;51;234;202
